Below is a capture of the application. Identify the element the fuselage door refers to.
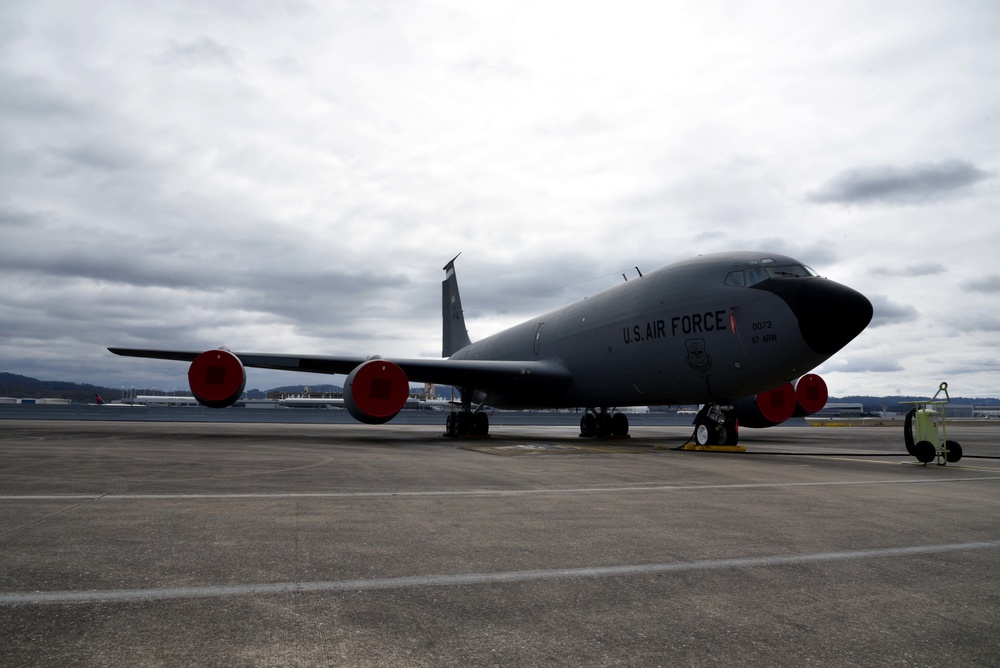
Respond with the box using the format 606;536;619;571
534;322;545;356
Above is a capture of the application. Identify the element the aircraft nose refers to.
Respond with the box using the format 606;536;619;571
752;278;874;355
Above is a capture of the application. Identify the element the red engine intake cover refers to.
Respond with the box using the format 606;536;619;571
344;359;409;424
188;349;246;409
755;382;797;425
793;374;828;417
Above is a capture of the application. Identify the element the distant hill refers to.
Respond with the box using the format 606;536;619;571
0;372;116;404
836;395;1000;412
0;372;266;403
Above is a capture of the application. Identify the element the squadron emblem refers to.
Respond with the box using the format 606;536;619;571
685;338;713;373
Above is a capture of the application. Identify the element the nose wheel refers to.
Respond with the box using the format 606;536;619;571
688;404;741;449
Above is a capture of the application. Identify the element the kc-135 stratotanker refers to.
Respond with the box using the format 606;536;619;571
110;251;873;446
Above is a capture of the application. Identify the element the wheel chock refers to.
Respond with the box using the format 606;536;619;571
680;444;747;453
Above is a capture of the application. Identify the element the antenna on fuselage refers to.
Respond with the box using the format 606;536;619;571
623;266;643;282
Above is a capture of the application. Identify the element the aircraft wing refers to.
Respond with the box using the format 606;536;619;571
107;348;572;396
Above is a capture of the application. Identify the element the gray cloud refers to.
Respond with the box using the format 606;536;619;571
55;143;142;174
870;263;946;278
837;358;906;373
0;73;83;118
807;160;991;205
939;357;1000;376
0;207;44;229
150;37;243;70
963;274;1000;293
963;314;1000;333
867;294;919;328
626;157;789;226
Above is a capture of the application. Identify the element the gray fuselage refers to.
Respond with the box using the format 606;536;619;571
448;251;871;408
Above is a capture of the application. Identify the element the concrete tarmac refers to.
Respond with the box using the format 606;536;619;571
2;419;999;667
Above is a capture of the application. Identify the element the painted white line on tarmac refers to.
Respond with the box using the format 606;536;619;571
2;541;998;606
3;475;1000;501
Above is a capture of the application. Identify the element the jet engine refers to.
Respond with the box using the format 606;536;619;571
344;359;410;424
733;374;828;428
790;373;829;418
188;349;246;408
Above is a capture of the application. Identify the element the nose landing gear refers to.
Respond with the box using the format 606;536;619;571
682;404;744;452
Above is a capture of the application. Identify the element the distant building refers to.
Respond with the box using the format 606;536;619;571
813;403;864;418
130;395;202;407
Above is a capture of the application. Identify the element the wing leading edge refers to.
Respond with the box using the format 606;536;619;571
106;347;572;397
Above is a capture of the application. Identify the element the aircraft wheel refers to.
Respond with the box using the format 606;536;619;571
445;413;458;438
723;417;739;446
580;413;596;438
458;412;473;435
914;440;936;464
596;412;613;437
694;420;715;446
474;412;489;436
612;413;629;436
945;440;962;463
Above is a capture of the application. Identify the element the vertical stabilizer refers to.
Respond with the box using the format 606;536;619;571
442;254;473;357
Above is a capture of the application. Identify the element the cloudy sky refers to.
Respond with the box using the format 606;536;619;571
1;0;998;398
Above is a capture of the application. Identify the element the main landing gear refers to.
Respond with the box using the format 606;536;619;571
579;408;630;438
689;404;740;448
443;388;490;438
445;410;489;437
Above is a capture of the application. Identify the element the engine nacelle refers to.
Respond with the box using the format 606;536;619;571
733;381;796;428
344;359;410;424
791;373;828;417
733;374;828;428
188;349;246;408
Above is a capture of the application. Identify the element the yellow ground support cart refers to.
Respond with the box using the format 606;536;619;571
901;382;962;465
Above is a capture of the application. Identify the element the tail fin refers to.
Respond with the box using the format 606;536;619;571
442;254;472;357
95;393;105;405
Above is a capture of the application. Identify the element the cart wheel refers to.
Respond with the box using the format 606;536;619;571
914;440;936;464
903;407;917;456
945;440;962;463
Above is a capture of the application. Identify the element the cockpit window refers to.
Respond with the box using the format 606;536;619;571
747;266;768;285
765;264;816;279
744;260;818;286
724;270;745;287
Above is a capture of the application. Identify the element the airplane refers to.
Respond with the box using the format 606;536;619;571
109;251;873;447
